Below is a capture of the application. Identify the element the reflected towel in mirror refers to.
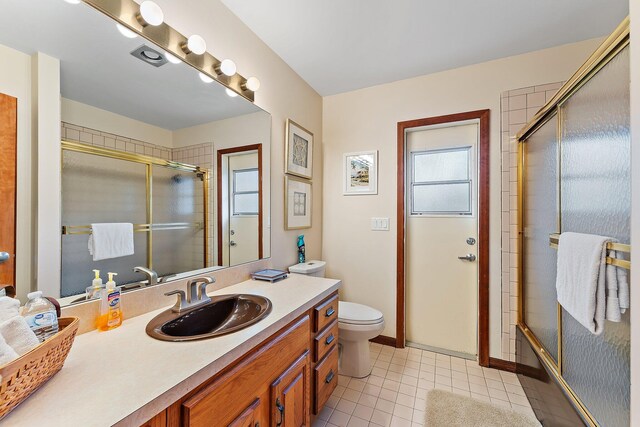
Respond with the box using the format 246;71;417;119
88;223;134;261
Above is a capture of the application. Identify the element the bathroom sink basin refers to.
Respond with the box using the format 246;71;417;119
146;294;272;342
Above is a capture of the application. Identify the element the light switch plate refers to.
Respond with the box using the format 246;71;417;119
371;217;390;231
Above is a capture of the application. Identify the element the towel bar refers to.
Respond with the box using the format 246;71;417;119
549;233;631;270
61;222;203;235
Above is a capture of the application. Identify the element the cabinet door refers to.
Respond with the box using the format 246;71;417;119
270;351;310;427
229;398;261;427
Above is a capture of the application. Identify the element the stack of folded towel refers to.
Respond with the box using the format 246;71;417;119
0;297;40;365
556;232;630;335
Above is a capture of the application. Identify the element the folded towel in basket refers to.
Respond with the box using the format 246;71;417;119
0;316;40;356
0;332;19;366
0;296;20;323
88;223;134;261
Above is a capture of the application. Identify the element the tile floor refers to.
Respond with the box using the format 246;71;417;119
313;342;534;427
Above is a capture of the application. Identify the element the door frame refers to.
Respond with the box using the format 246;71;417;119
216;144;263;265
396;109;490;366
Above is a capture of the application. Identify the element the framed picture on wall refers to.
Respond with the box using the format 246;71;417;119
343;150;378;195
285;119;313;179
285;176;312;229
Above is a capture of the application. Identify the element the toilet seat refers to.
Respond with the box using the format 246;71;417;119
338;301;384;325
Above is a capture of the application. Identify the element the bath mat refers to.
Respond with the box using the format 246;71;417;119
425;389;540;427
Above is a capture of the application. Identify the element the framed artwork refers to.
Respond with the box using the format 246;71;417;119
285;119;313;179
343;150;378;195
285;176;312;229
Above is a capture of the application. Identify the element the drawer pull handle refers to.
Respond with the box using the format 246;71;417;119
325;334;335;345
275;398;284;427
326;307;335;317
325;370;335;384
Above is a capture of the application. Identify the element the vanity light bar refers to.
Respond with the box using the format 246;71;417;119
81;0;257;102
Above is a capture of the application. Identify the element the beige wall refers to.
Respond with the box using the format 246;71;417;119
322;38;602;358
151;0;323;270
174;111;272;262
61;98;173;148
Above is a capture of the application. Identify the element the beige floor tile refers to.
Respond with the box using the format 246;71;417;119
353;403;375;421
363;384;382;397
328;409;351;427
379;388;398;402
375;398;395;414
336;399;357;415
346;416;368;427
358;392;379;408
370;409;393;426
342;388;363;403
393;403;414;421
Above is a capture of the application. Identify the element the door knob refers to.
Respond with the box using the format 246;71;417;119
230;241;237;247
0;252;9;263
458;254;476;262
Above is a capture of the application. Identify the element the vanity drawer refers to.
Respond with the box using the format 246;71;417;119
314;294;338;332
314;345;338;413
315;320;338;362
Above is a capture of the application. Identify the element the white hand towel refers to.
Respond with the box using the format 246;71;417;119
605;250;630;322
555;232;609;335
0;296;20;322
0;316;40;355
88;223;135;261
0;332;19;366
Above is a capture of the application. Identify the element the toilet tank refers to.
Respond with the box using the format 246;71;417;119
288;260;326;278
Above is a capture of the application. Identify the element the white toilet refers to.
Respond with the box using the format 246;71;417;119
289;260;385;378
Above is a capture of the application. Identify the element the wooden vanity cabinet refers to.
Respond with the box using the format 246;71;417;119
144;291;338;427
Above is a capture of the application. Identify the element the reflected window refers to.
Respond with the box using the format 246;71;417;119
232;168;259;215
410;147;472;215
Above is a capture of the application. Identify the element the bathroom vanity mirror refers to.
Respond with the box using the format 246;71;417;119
0;0;271;303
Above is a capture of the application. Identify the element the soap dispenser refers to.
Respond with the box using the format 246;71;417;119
98;272;123;331
85;269;104;301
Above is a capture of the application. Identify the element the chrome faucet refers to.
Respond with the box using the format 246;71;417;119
165;276;215;313
133;266;158;287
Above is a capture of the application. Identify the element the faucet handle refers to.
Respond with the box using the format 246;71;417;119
196;277;216;300
165;290;187;313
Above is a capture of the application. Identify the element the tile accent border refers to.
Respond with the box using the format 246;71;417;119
499;82;563;362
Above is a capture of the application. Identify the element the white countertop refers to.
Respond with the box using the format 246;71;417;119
3;275;341;427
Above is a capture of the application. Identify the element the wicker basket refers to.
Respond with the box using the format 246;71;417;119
0;316;79;419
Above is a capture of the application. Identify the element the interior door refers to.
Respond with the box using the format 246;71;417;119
228;152;259;265
0;93;17;297
405;121;479;357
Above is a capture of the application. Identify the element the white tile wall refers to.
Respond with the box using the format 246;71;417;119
313;343;533;427
499;82;563;362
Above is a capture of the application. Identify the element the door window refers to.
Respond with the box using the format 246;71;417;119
410;147;472;215
232;168;259;215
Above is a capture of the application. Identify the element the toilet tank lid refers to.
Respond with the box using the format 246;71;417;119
289;260;326;274
339;301;384;324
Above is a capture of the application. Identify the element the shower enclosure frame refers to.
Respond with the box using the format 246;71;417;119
60;140;209;271
516;17;630;427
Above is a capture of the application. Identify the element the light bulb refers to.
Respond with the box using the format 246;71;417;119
116;23;138;39
164;52;181;64
245;77;260;92
219;59;236;77
186;35;206;55
225;88;239;98
139;1;164;26
64;0;81;4
199;73;214;83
